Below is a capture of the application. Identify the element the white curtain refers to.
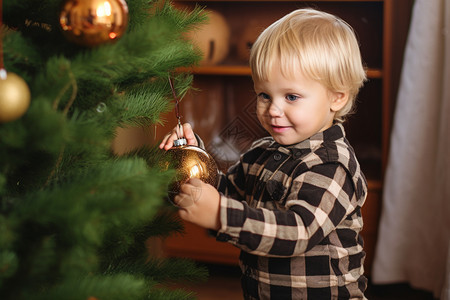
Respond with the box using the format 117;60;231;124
371;0;450;298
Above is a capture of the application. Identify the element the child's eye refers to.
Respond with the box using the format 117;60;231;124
286;94;299;102
257;92;271;102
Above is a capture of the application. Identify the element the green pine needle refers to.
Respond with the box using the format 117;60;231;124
0;1;209;299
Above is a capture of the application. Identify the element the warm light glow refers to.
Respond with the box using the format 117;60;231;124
97;1;112;17
189;165;200;178
109;32;117;39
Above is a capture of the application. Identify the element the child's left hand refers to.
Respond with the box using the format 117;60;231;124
174;178;221;231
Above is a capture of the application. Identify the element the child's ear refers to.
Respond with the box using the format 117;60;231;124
330;91;350;112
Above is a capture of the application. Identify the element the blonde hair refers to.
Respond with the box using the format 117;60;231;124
249;8;366;122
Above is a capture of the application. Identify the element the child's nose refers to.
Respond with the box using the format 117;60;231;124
268;101;284;117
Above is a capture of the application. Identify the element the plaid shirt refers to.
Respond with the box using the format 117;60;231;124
215;124;368;299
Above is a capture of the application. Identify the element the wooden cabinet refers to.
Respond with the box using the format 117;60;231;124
163;0;414;275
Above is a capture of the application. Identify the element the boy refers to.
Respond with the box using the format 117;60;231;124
160;8;368;299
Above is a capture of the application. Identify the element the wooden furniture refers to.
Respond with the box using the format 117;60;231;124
163;0;414;275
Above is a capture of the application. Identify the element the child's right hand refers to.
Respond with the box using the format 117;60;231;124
159;122;198;150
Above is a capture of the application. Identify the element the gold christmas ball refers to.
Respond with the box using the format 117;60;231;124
163;139;219;202
59;0;129;47
0;71;31;123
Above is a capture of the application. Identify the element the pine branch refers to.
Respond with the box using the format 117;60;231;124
1;1;208;298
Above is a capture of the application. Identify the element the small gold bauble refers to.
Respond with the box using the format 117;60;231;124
163;139;219;202
0;71;31;123
59;0;129;47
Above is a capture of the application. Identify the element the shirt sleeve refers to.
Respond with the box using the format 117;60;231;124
216;163;361;257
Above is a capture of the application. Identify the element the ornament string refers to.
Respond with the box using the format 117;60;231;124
168;75;184;139
0;0;5;79
52;70;78;115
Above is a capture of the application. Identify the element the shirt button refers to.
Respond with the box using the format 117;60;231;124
274;153;282;161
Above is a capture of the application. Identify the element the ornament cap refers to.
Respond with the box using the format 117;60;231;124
0;69;7;80
173;138;187;147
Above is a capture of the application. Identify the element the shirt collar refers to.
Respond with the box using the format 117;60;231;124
267;123;346;156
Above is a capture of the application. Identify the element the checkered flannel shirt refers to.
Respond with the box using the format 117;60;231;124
215;123;368;299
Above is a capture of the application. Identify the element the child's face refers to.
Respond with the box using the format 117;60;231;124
254;65;346;145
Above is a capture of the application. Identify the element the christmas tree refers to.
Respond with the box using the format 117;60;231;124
0;0;207;299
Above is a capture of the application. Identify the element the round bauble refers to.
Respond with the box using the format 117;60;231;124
0;71;31;123
186;9;230;65
59;0;129;47
163;139;219;203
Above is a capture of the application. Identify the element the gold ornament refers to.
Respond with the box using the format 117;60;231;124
163;138;219;203
0;70;31;123
59;0;129;47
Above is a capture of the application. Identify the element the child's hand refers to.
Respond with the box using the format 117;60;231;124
174;178;221;231
159;123;198;150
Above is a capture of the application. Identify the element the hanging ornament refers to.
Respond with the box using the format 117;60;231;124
164;137;219;204
162;77;219;204
0;69;31;123
0;0;31;123
59;0;129;47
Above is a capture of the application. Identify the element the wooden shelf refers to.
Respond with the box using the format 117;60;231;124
179;65;252;76
179;65;383;78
